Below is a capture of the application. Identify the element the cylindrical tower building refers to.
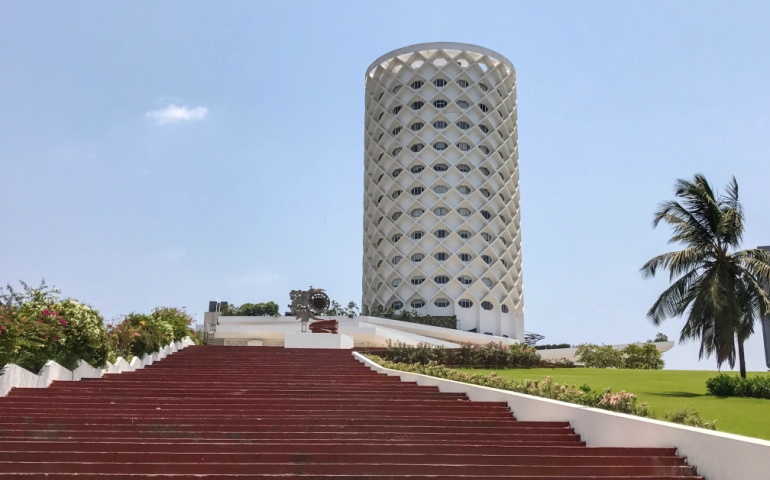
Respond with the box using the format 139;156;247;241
362;42;523;339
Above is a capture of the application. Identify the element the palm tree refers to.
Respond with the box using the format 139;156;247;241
641;174;770;377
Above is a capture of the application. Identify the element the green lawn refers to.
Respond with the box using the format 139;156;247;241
457;368;770;440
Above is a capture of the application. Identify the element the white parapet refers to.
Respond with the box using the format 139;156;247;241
0;337;194;396
285;333;354;349
214;315;518;348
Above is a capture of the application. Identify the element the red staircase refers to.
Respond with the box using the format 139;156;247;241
0;346;703;479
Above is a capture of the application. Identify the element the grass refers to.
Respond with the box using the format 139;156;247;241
457;368;770;440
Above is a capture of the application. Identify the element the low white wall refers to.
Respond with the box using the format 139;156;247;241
354;353;770;480
285;333;354;349
0;337;195;397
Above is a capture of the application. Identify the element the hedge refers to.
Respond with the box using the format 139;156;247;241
367;355;716;430
706;374;770;399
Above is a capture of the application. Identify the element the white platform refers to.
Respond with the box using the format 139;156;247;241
213;316;520;348
284;332;354;349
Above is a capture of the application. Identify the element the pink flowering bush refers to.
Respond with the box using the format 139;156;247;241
109;313;171;360
108;307;197;361
373;358;716;428
0;281;110;371
150;307;195;342
598;389;649;416
1;281;198;371
0;305;68;370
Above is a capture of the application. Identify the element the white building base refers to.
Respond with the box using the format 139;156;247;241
284;332;354;349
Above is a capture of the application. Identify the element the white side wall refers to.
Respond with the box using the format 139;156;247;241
354;352;770;480
0;337;195;397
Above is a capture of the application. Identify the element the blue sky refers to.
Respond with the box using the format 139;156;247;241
1;1;768;371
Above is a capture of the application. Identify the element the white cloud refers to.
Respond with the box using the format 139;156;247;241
146;104;208;125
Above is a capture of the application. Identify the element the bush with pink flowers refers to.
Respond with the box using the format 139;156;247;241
366;356;721;429
0;281;111;371
1;281;199;372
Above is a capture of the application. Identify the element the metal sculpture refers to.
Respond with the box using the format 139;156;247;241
524;331;545;347
289;287;336;333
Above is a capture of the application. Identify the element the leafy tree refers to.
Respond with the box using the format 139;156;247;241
224;302;280;317
575;343;664;369
323;300;359;318
641;175;770;377
575;344;624;368
646;332;669;343
622;343;665;369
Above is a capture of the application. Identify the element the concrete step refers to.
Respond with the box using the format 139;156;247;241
0;461;700;476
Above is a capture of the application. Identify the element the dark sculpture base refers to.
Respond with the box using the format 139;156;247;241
309;320;339;334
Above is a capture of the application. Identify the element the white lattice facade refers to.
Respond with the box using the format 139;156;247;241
362;43;523;339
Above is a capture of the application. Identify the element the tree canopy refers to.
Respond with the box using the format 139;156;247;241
224;302;280;317
641;174;770;377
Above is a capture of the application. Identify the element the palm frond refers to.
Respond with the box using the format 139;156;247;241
640;248;707;281
679;264;738;368
646;269;701;325
673;175;721;239
653;201;715;250
735;249;770;285
718;177;744;249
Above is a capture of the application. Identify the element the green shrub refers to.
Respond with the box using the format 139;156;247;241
575;344;624;368
508;343;542;367
109;307;196;361
535;343;572;350
622;343;665;369
120;313;173;358
706;374;736;397
0;280;194;371
575;343;664;369
367;355;649;417
380;341;544;369
106;320;137;363
188;328;204;345
151;307;194;342
663;406;717;430
706;374;770;399
0;306;71;371
0;281;111;371
367;356;719;429
323;300;359;318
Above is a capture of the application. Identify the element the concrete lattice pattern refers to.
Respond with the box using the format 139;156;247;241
362;42;523;338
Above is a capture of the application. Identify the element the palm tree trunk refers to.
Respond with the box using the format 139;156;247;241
738;337;747;378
